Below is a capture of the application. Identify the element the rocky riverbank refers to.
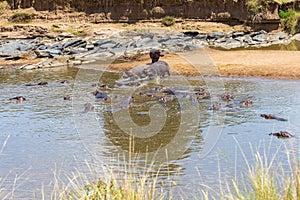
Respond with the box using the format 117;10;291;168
0;23;295;72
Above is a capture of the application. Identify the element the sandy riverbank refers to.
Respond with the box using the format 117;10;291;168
0;18;299;79
103;48;300;79
2;47;299;79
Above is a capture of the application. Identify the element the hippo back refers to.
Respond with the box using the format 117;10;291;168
124;64;147;79
144;60;170;78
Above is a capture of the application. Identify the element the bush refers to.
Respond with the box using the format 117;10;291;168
8;12;33;23
279;9;299;34
279;9;295;19
162;16;175;27
0;1;9;15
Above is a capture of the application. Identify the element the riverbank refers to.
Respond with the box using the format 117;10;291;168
83;48;300;79
0;20;299;79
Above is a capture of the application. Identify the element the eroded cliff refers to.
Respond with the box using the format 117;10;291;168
5;0;278;21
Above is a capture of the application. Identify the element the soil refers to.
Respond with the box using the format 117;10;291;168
0;10;299;79
103;49;300;79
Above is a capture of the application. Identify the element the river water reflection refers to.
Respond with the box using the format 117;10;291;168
0;67;300;199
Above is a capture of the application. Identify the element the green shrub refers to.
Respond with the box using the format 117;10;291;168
279;9;295;19
162;16;175;27
8;12;33;23
279;9;299;34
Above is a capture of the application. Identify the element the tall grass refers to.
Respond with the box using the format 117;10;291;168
58;138;171;200
199;138;300;200
58;160;169;200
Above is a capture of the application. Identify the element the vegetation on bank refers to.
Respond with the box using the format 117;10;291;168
0;0;299;34
60;149;300;200
162;16;175;27
279;9;300;34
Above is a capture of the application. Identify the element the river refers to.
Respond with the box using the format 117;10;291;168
0;65;299;199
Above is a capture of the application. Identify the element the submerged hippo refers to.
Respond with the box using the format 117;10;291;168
93;90;111;102
239;99;253;107
83;103;94;113
63;95;71;100
9;96;26;102
143;61;170;78
209;103;222;111
269;131;293;138
149;49;164;63
221;93;234;102
260;114;287;121
25;81;48;86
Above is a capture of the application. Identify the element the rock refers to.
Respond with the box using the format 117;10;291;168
151;7;165;18
50;43;64;50
184;44;198;51
232;31;245;38
83;51;115;60
134;38;161;49
141;33;154;39
19;64;38;70
250;30;267;38
207;32;225;40
293;33;300;41
86;44;95;50
223;39;242;49
243;35;253;43
158;35;171;43
252;33;269;42
48;49;63;57
93;39;116;47
18;50;38;60
0;41;28;57
34;50;51;58
194;35;207;40
63;39;87;49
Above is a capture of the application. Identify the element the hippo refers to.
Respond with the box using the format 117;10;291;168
25;81;48;86
143;61;170;78
140;86;163;97
149;49;164;63
38;81;48;86
239;99;253;107
123;64;147;79
269;131;293;138
60;80;69;84
162;88;175;95
221;93;234;102
260;114;287;121
83;103;94;113
93;90;111;102
209;103;222;111
63;96;71;100
194;88;211;100
9;96;26;101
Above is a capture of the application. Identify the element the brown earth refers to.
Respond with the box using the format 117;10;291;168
0;10;298;79
105;48;300;79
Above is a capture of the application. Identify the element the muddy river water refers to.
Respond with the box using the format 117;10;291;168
1;66;300;199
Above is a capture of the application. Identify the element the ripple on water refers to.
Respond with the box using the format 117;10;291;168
1;68;300;198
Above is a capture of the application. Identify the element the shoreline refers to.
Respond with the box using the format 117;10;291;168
1;47;300;80
100;48;300;80
0;21;299;80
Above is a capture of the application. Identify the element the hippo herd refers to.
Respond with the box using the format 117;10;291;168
8;49;293;139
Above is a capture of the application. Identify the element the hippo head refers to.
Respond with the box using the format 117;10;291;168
149;49;164;63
